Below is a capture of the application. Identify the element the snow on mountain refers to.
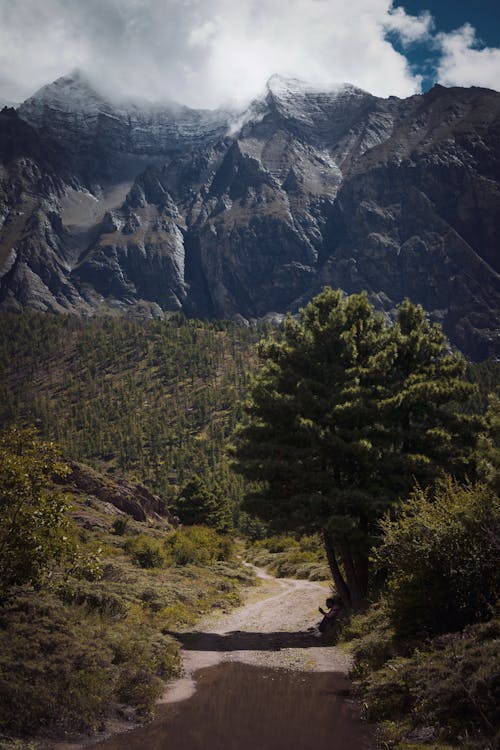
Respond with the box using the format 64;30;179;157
3;72;499;359
18;71;233;154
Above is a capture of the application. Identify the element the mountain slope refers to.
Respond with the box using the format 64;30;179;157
0;73;499;358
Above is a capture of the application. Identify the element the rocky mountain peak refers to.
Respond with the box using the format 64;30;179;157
1;74;499;359
20;70;110;122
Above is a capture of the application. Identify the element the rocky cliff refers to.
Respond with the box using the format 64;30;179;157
0;72;498;358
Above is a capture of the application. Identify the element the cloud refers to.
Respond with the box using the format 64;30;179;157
436;24;500;91
384;6;433;46
0;0;429;108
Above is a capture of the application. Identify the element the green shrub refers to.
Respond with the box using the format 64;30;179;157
116;668;163;718
377;479;499;638
164;526;233;566
343;606;398;677
254;535;300;553
246;534;329;579
359;618;500;745
112;517;129;535
360;656;414;722
0;427;74;595
124;535;166;568
58;580;129;618
0;593;112;735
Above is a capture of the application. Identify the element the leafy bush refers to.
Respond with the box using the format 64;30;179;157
343;606;398;677
58;580;129;617
116;668;163;718
164;526;233;566
0;588;182;737
0;593;112;735
254;535;300;553
0;427;74;594
377;479;499;638
359;617;500;746
124;535;166;568
112;517;129;535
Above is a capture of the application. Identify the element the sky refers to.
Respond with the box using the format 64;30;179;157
0;0;499;108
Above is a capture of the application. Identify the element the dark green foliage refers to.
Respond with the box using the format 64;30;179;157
343;605;398;677
112;516;129;535
477;394;500;495
0;593;113;735
0;536;250;741
0;312;258;516
377;479;499;638
232;288;480;607
357;617;499;746
341;476;499;749
0;427;74;595
175;474;232;530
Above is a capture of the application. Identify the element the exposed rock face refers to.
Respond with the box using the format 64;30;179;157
1;72;499;358
64;461;177;523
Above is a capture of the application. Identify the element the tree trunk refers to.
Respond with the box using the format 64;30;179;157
322;530;351;608
339;543;366;611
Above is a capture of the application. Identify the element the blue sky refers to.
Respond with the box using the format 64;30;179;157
392;0;500;90
0;1;499;107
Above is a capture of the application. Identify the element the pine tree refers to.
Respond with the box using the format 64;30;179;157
232;289;481;608
174;474;232;530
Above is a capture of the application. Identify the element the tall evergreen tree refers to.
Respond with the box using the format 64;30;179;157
175;474;232;531
232;289;481;608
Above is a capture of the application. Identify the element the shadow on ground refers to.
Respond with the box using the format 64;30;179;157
164;630;324;651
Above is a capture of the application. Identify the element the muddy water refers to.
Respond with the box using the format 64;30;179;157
91;662;374;750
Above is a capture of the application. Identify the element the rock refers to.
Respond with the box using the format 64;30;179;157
61;461;178;524
1;74;499;359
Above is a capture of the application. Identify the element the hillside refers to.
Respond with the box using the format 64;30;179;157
0;313;260;508
0;436;255;746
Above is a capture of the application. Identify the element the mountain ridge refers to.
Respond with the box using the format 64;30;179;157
0;73;499;358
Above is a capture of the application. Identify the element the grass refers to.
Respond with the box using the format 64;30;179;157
0;488;255;745
341;607;499;750
245;534;330;580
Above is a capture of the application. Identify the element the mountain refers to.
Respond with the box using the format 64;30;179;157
0;71;499;359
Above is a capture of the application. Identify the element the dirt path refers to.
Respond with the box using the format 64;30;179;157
161;564;351;704
57;566;371;750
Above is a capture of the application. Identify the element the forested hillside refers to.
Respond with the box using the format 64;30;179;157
0;313;261;509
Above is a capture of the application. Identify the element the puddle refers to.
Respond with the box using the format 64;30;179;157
90;662;374;750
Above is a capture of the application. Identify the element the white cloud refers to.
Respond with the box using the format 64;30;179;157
384;6;433;45
436;24;500;91
0;0;430;107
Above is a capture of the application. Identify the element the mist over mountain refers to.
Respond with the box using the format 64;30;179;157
0;71;499;359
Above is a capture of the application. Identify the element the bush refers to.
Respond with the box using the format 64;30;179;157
359;617;500;745
0;589;182;737
124;535;165;568
0;427;74;594
112;517;129;535
377;479;499;638
58;580;129;617
164;526;233;566
343;606;398;677
258;535;300;553
116;668;163;718
0;593;112;735
246;534;330;580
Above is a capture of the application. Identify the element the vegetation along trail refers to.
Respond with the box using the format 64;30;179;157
89;566;375;750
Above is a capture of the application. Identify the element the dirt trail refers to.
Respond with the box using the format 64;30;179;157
161;564;351;704
55;566;365;750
